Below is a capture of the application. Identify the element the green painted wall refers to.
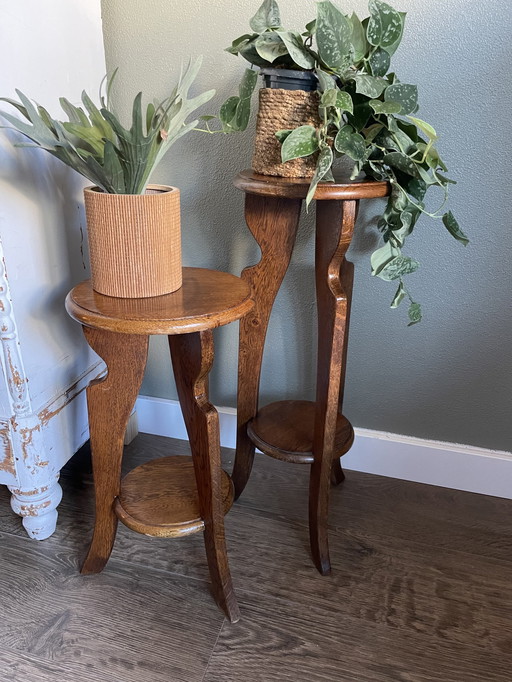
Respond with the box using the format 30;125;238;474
101;0;512;451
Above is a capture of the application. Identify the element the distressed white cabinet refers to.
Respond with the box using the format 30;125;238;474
0;0;106;538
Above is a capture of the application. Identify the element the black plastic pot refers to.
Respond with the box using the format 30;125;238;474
260;68;317;92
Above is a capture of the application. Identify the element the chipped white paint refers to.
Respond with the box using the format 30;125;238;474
0;0;106;538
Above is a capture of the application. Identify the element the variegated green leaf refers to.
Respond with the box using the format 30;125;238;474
379;255;420;281
370;100;401;115
385;11;406;56
385;83;418;115
255;32;287;63
369;47;390;77
443;211;469;245
225;34;255;55
239;40;273;67
275;128;293;143
306;144;333;205
367;0;403;49
238;67;258;100
334;125;365;160
354;74;387;98
281;125;319;162
335;90;353;113
316;1;352;69
249;0;281;32
219;96;239;132
383;151;420;177
277;31;315;68
408;301;422;325
315;68;336;92
371;241;399;276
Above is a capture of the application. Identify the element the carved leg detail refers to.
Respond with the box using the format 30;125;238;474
310;200;357;575
233;194;301;499
169;330;240;623
81;327;148;575
9;475;62;540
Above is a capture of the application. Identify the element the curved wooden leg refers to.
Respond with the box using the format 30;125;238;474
331;458;345;486
233;194;301;499
310;200;357;575
81;327;148;575
169;330;240;623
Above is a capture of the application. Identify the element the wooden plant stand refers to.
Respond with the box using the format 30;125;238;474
66;268;254;623
232;170;390;575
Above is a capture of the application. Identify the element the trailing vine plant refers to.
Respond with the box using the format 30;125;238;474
219;0;469;325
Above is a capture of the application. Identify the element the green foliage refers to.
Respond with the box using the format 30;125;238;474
222;0;466;324
0;57;214;194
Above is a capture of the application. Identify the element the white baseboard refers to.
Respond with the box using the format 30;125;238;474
135;395;512;500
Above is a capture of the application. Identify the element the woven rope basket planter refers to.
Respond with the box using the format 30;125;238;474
84;185;181;299
252;88;321;178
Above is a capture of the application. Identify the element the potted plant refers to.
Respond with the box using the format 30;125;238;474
218;0;469;324
0;58;214;298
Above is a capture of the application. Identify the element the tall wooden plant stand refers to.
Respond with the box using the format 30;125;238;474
66;268;253;623
232;170;390;575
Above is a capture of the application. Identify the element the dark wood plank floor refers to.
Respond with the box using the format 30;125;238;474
0;432;511;681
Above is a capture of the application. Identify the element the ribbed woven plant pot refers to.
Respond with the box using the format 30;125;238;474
252;88;321;178
84;185;181;299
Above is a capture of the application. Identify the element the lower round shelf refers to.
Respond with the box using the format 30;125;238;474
114;455;234;538
248;400;354;464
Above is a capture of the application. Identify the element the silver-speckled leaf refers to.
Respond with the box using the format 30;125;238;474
408;301;422;325
281;125;319;162
315;68;336;92
379;255;420;281
334;125;365;160
443;211;469;245
369;47;390;77
354;74;388;98
384;151;420;177
371;241;399;276
370;100;401;114
316;1;352;68
367;0;403;48
336;90;353;113
306;144;333;205
385;83;418;115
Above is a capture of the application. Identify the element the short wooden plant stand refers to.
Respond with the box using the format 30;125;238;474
66;268;254;623
232;170;390;575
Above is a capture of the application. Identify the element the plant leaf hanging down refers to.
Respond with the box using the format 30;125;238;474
219;0;468;324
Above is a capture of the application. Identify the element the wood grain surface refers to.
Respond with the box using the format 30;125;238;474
80;328;148;575
65;267;253;335
248;400;354;464
115;455;234;537
234;168;391;200
169;330;240;623
0;432;510;681
309;199;358;575
232;193;301;499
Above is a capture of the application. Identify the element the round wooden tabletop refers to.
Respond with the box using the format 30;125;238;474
234;169;390;200
66;267;254;335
